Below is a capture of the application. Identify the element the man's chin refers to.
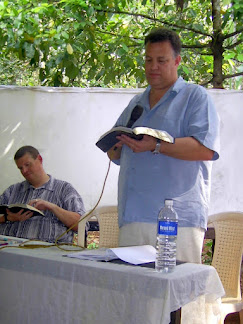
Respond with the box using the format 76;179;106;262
24;175;32;182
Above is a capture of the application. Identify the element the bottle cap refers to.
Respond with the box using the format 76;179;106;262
164;199;173;206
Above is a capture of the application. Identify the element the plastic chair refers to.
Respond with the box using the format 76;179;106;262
78;206;119;248
208;212;243;323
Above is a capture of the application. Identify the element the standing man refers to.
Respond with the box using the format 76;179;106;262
0;145;85;243
108;28;220;263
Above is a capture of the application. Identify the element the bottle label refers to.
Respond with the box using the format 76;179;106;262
158;221;178;236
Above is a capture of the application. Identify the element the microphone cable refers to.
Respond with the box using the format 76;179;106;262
54;158;112;250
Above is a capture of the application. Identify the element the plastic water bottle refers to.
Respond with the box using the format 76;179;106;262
155;199;178;273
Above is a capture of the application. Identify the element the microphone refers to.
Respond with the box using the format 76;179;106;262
126;105;144;128
111;104;144;154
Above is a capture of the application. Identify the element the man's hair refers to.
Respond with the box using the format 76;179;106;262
145;28;181;57
14;146;40;161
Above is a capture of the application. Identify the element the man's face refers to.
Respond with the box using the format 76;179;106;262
15;153;42;184
145;41;181;90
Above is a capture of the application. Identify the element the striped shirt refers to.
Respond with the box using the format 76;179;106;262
0;175;85;243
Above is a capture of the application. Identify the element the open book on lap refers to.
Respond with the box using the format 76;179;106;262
96;126;174;153
0;203;44;217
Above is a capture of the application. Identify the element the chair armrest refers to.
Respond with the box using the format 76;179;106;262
77;212;93;247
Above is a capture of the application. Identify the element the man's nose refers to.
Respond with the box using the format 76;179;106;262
151;61;159;70
21;167;28;174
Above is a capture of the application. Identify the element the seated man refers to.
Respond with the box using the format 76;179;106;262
0;145;85;243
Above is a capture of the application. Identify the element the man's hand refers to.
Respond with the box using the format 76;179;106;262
116;134;157;153
6;209;33;222
28;199;54;211
28;199;81;231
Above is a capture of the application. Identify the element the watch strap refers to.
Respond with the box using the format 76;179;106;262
152;139;161;154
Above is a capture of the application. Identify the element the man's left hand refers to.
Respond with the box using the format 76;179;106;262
29;199;55;211
116;134;157;153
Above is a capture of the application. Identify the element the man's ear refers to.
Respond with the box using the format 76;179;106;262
175;55;181;67
37;154;43;163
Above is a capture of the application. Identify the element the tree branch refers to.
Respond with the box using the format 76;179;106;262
223;71;243;80
200;78;213;87
182;44;210;49
223;27;243;40
225;39;243;50
96;9;211;37
96;28;141;42
96;29;212;50
199;71;243;86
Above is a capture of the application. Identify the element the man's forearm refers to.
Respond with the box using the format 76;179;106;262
161;137;214;161
49;204;81;231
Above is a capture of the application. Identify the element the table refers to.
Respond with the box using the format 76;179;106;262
0;241;225;324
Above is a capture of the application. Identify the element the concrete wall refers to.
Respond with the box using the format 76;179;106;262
0;86;242;215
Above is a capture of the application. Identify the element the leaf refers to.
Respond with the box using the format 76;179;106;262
67;43;73;54
121;43;129;52
182;65;189;75
224;52;235;60
61;31;69;40
65;62;79;79
237;53;243;61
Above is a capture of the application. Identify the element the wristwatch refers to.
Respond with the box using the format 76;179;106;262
152;139;161;154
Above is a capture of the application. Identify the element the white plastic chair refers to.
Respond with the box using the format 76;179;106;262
208;212;243;323
78;206;119;248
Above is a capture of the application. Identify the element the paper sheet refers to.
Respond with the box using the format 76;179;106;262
65;245;156;265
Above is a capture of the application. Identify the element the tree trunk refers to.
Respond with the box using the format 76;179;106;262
211;0;224;88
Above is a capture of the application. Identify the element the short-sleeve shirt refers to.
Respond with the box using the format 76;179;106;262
0;175;85;243
113;77;220;230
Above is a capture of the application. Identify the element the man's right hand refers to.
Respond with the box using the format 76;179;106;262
107;143;123;161
6;209;33;222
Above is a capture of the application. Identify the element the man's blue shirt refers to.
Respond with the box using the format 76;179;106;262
113;77;220;230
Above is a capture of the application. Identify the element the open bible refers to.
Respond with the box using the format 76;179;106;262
96;126;174;153
0;203;44;217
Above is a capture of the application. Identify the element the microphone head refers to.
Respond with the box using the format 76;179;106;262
126;105;144;128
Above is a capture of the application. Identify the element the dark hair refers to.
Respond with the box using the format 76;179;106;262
14;146;40;161
145;28;181;57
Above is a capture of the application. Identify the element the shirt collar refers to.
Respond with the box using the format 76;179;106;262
141;77;185;111
21;175;54;192
170;76;185;93
145;76;185;95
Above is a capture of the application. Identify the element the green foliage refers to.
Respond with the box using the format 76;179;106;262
87;242;99;249
0;0;242;88
201;239;213;265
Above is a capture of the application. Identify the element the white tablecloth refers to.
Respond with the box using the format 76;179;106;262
0;244;225;324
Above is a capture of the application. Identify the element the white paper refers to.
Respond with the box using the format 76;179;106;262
65;248;117;261
65;245;156;265
110;245;156;265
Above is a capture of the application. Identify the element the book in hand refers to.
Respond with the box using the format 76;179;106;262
96;126;174;152
0;203;44;217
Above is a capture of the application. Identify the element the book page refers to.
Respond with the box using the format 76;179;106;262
1;203;45;216
133;127;174;143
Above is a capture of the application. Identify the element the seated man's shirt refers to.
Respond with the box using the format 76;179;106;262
0;175;85;243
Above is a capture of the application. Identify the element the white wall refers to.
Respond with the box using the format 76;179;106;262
0;86;242;215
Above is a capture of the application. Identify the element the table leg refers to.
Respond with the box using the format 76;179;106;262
170;308;181;324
